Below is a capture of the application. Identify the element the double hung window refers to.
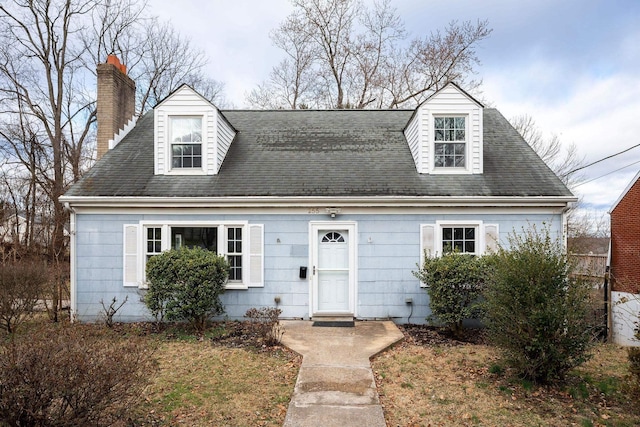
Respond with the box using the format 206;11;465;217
143;224;245;283
170;117;202;169
146;227;162;261
441;226;476;254
124;221;263;289
434;116;466;168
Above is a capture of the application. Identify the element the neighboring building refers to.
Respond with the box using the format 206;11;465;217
60;57;576;323
609;170;640;345
0;211;58;249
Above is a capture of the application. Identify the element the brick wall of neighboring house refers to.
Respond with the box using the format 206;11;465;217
611;176;640;294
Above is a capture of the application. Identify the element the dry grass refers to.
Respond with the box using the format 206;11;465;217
111;320;301;426
373;336;640;427
4;320;301;426
136;340;299;426
7;319;637;426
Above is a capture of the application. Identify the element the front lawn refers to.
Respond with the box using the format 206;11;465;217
124;321;301;426
373;326;640;427
2;320;638;426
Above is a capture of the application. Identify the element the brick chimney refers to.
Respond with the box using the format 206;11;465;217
96;54;135;160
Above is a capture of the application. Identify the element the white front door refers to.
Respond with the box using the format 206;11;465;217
310;222;357;315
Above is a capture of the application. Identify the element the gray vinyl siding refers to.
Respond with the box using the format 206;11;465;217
73;211;563;324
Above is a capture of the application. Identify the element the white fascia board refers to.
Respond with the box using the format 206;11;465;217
60;195;577;209
610;169;640;213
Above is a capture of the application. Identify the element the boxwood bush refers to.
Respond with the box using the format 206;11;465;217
414;252;489;338
144;247;229;331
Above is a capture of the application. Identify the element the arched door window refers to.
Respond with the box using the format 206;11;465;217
321;231;345;243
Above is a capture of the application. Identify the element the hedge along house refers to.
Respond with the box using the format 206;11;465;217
609;170;640;346
61;57;576;323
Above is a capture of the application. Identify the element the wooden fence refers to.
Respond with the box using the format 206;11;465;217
569;254;608;286
569;253;609;340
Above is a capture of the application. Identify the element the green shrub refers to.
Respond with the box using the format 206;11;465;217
414;253;488;338
483;225;593;383
0;322;155;426
144;247;229;331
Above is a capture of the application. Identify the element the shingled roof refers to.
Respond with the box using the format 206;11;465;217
64;108;573;199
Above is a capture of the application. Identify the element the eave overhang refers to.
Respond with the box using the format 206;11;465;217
61;195;578;209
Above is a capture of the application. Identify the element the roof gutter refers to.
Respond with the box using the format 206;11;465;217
60;195;578;209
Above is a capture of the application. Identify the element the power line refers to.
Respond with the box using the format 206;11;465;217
562;142;640;177
574;158;640;187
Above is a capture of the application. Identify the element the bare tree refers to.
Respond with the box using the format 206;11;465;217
247;12;319;109
567;209;610;239
130;18;225;112
0;0;224;320
0;0;225;251
247;0;491;109
510;114;586;190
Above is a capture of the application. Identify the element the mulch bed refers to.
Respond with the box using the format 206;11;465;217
109;320;487;349
399;323;487;346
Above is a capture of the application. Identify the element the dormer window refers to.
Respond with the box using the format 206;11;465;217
153;85;236;176
403;82;483;175
434;116;466;168
170;116;202;169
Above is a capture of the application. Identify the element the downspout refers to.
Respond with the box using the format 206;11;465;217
64;202;77;322
561;202;573;249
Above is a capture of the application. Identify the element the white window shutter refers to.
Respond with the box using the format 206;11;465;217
484;224;499;254
123;224;140;287
419;224;436;287
420;224;436;263
248;224;264;287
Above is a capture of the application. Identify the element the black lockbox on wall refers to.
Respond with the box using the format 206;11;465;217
299;266;307;279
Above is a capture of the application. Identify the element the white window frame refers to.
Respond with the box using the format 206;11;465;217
420;221;499;287
435;220;482;256
167;115;206;175
430;113;470;175
141;220;250;290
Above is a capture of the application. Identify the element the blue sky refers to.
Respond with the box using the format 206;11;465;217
151;0;640;215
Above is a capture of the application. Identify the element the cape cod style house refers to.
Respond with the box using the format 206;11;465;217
609;170;640;345
61;56;576;323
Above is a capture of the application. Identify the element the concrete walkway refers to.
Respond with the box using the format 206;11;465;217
281;320;404;427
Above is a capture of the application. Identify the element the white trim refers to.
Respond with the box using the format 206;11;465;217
68;205;570;216
309;221;358;318
430;113;471;174
139;220;248;226
69;209;77;320
435;220;483;255
109;116;138;150
419;224;436;287
484;223;499;253
165;115;206;175
61;195;577;209
123;224;141;287
155;84;215;109
248;224;264;287
610;169;640;213
138;220;254;290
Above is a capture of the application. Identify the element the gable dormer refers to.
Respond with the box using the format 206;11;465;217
153;85;236;175
404;82;483;175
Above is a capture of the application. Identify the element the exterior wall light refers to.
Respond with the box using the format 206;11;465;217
325;207;341;218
